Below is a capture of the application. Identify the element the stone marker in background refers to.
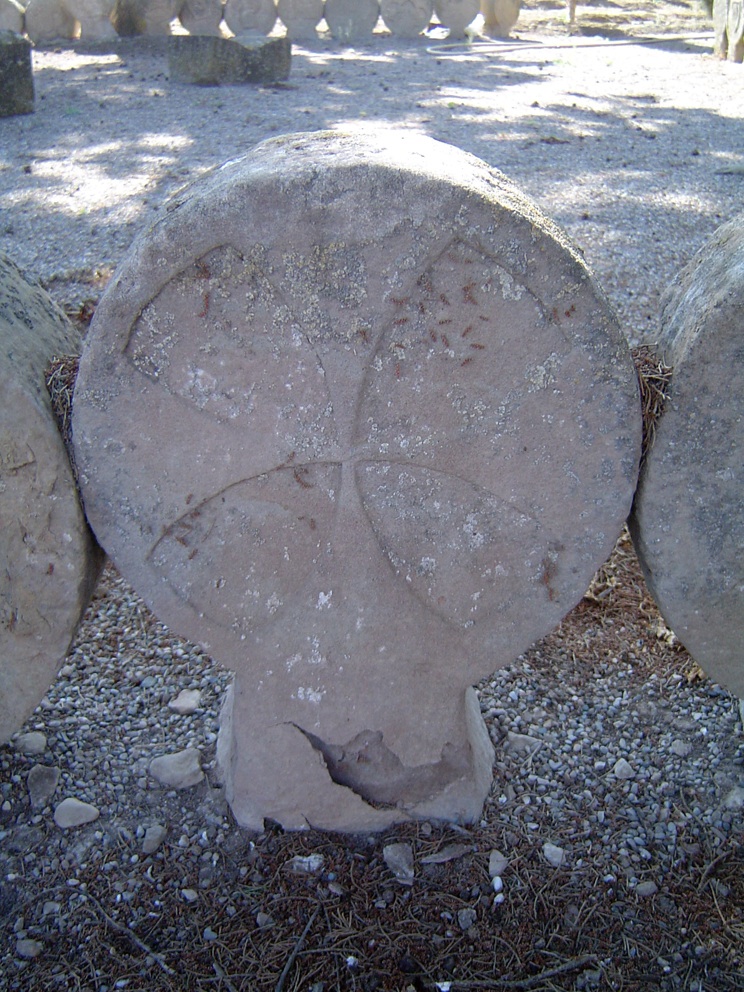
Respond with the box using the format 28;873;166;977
73;127;640;832
276;0;323;38
380;0;432;37
0;1;24;34
168;32;291;84
481;0;521;37
434;0;479;36
713;0;744;62
0;256;102;743
324;0;380;40
0;30;33;118
630;214;744;697
23;0;79;41
112;0;179;35
65;0;117;37
178;0;223;35
222;0;277;36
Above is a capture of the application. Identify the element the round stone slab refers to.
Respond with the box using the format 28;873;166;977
73;128;640;830
630;215;744;697
0;255;102;742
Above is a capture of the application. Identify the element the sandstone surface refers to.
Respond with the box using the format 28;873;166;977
0;255;102;743
72;128;640;832
630;214;744;696
168;33;291;85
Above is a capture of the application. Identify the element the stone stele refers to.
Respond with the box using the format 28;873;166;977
168;33;291;85
0;30;33;118
72;128;640;832
0;255;103;743
630;214;744;697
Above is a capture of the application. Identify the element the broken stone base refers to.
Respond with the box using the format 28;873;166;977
72;127;640;833
168;32;291;84
0;30;33;117
0;255;103;742
217;684;495;831
630;213;744;697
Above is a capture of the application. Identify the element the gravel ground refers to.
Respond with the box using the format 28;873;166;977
1;2;743;990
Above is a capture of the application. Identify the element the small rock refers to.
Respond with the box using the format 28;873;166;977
613;758;636;780
149;748;204;788
723;785;744;810
503;732;542;754
488;849;508;877
383;842;414;886
635;880;658;897
16;938;43;958
670;739;692;758
14;731;47;755
53;797;99;829
168;688;201;715
492;875;503;894
182;888;198;902
255;911;274;928
203;926;218;941
27;764;60;809
543;842;565;868
457;907;477;931
287;853;324;874
420;843;470;864
142;823;168;854
42;902;60;916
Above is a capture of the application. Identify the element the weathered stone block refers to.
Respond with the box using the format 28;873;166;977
0;31;33;118
72;128;640;832
0;256;103;743
168;32;290;84
630;214;744;697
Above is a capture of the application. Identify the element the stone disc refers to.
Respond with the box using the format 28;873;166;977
0;256;102;742
630;214;744;697
380;0;433;36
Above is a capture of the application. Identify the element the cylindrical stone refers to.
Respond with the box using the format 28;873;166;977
0;256;103;743
434;0;479;36
111;0;180;35
73;128;640;832
222;0;277;35
380;0;432;37
0;1;25;34
323;0;379;40
629;215;744;697
276;0;323;39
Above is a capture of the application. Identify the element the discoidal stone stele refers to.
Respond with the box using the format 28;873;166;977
73;127;640;832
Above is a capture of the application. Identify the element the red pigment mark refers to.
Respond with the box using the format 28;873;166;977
441;334;450;349
395;363;401;379
540;557;558;602
429;330;438;343
358;328;369;343
188;548;198;560
479;314;489;322
461;357;473;367
197;292;210;318
393;317;409;326
391;295;410;307
46;563;54;576
293;467;313;489
418;302;426;315
564;304;576;318
462;282;478;305
462;326;473;338
470;343;486;350
438;318;452;326
195;260;210;280
185;493;194;505
440;293;450;306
